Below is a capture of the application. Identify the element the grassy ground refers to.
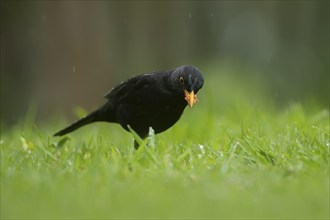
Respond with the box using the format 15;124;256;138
1;66;329;219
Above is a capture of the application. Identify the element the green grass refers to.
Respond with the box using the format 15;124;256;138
1;66;329;219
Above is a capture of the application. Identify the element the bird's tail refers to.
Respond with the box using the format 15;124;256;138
54;109;104;136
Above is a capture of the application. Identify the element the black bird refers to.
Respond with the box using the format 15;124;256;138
54;65;204;149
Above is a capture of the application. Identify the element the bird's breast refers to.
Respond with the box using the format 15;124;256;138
116;93;186;138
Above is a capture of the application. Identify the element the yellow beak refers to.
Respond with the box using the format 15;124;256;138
184;90;198;108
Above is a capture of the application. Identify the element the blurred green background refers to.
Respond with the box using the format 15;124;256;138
1;1;329;125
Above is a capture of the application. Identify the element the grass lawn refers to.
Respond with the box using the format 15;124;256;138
1;66;329;219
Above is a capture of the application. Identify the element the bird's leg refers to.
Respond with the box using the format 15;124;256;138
134;140;140;150
133;138;149;150
134;130;155;150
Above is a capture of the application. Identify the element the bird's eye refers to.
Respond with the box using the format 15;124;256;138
179;77;185;85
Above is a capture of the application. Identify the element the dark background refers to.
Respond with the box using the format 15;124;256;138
1;1;329;126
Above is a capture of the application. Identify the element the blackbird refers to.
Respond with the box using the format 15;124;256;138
54;65;204;149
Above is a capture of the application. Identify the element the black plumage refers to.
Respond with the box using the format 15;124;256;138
54;65;204;148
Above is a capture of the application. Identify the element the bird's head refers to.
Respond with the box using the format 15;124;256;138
171;65;204;108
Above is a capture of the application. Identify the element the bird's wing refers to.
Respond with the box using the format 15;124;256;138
103;73;154;102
